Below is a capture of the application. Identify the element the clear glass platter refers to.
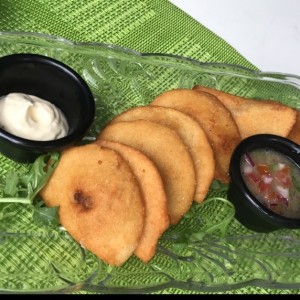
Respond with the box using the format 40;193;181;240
0;31;300;294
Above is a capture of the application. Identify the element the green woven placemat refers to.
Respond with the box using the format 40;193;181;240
0;0;256;68
0;0;299;295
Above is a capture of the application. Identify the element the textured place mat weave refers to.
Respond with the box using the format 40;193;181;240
0;0;256;68
0;0;299;295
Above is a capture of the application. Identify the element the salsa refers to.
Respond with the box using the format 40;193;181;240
240;148;300;218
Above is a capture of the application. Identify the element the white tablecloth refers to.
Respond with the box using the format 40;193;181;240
170;0;300;76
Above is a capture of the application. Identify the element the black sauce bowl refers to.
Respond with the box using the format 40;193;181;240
0;53;95;163
228;134;300;232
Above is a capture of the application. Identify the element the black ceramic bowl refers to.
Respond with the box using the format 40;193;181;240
228;134;300;232
0;53;95;163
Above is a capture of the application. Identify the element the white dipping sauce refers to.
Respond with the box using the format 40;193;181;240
0;93;69;141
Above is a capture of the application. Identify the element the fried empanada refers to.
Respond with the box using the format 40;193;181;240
40;143;145;266
193;85;297;139
288;110;300;145
110;105;215;203
150;88;240;183
98;120;196;225
96;139;169;263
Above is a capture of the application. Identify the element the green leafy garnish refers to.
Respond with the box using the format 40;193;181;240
0;152;60;226
32;198;60;227
210;179;228;191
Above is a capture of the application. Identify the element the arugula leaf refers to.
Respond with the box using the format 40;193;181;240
32;198;59;227
21;152;60;201
210;179;228;191
3;171;20;197
0;152;60;225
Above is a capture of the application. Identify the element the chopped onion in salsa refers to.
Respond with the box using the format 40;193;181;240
240;148;300;218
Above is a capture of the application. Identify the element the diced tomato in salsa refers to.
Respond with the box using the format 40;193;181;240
274;168;292;187
257;164;270;175
258;180;270;193
241;149;300;218
246;172;260;183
